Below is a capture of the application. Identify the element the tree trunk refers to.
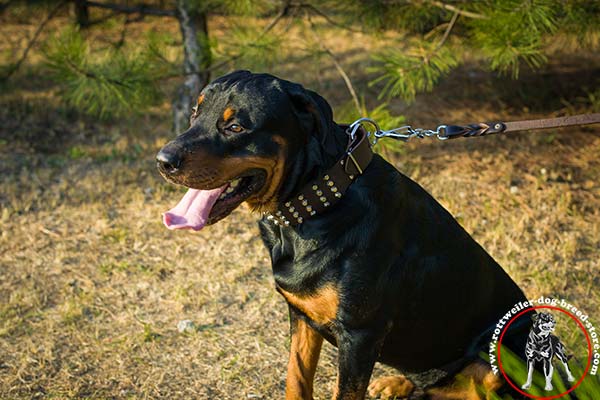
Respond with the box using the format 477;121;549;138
74;0;90;27
172;0;211;134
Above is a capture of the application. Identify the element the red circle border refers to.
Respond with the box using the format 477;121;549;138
497;305;593;400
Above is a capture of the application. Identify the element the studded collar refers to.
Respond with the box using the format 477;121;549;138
265;125;373;226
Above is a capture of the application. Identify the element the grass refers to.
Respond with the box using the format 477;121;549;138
1;9;600;400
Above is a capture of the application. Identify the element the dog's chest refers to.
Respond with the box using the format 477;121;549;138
529;330;553;353
277;285;339;326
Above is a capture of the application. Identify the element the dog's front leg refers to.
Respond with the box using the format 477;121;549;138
521;360;534;390
332;328;382;400
561;360;575;382
286;308;324;400
543;360;554;391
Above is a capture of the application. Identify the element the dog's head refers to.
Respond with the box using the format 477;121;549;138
532;312;556;335
157;70;342;231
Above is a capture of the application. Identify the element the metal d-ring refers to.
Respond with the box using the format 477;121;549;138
347;117;381;143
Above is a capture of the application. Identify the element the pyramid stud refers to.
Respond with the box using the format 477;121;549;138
334;192;342;198
274;220;280;225
297;217;303;223
310;210;316;216
316;190;323;196
298;195;304;200
320;196;326;202
301;200;308;206
349;175;354;179
266;214;274;220
327;181;334;187
284;220;290;226
284;201;291;207
323;175;330;180
324;202;330;207
289;206;295;212
276;211;282;216
306;206;313;212
293;212;299;218
312;185;318;190
331;187;338;192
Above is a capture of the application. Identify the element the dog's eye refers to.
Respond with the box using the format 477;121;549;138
225;124;245;134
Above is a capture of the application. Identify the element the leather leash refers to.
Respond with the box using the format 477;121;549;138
441;113;600;139
356;113;600;144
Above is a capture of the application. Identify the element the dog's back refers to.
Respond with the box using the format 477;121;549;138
361;155;530;372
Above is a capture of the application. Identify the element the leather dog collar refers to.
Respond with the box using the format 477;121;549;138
265;126;373;227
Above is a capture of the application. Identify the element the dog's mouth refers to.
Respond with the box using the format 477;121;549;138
163;170;266;231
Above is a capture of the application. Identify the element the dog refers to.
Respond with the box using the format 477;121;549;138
521;312;575;391
157;70;532;399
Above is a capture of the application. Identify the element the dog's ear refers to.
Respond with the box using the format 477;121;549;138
284;82;339;157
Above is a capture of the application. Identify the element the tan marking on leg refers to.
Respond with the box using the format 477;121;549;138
223;107;235;121
426;362;503;400
197;93;205;106
286;319;323;400
280;285;339;325
368;375;414;399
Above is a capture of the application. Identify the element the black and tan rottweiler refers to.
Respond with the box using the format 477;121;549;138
157;70;531;399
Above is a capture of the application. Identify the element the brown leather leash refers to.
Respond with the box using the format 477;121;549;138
441;113;600;139
355;113;600;144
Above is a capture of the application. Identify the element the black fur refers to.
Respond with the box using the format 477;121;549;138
158;71;533;398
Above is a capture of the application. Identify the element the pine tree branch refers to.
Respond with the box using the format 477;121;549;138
86;11;121;26
62;57;132;89
292;3;362;33
422;0;487;20
84;1;176;17
435;10;459;50
307;16;361;114
114;15;136;48
2;0;67;81
424;21;450;40
324;46;362;114
207;2;290;73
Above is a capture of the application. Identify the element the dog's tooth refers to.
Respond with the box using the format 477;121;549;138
230;179;240;187
226;186;235;193
219;193;226;199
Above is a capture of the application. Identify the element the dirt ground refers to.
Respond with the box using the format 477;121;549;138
1;9;599;400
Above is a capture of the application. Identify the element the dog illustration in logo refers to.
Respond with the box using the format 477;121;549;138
521;312;575;391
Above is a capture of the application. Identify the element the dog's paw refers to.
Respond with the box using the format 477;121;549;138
368;376;414;399
545;382;553;391
521;382;531;390
567;374;575;382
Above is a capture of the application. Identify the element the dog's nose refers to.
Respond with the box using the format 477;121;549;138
156;148;182;174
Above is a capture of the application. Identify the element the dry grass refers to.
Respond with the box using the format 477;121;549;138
1;9;599;400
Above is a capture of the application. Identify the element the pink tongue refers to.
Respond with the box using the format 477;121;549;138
163;185;227;231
